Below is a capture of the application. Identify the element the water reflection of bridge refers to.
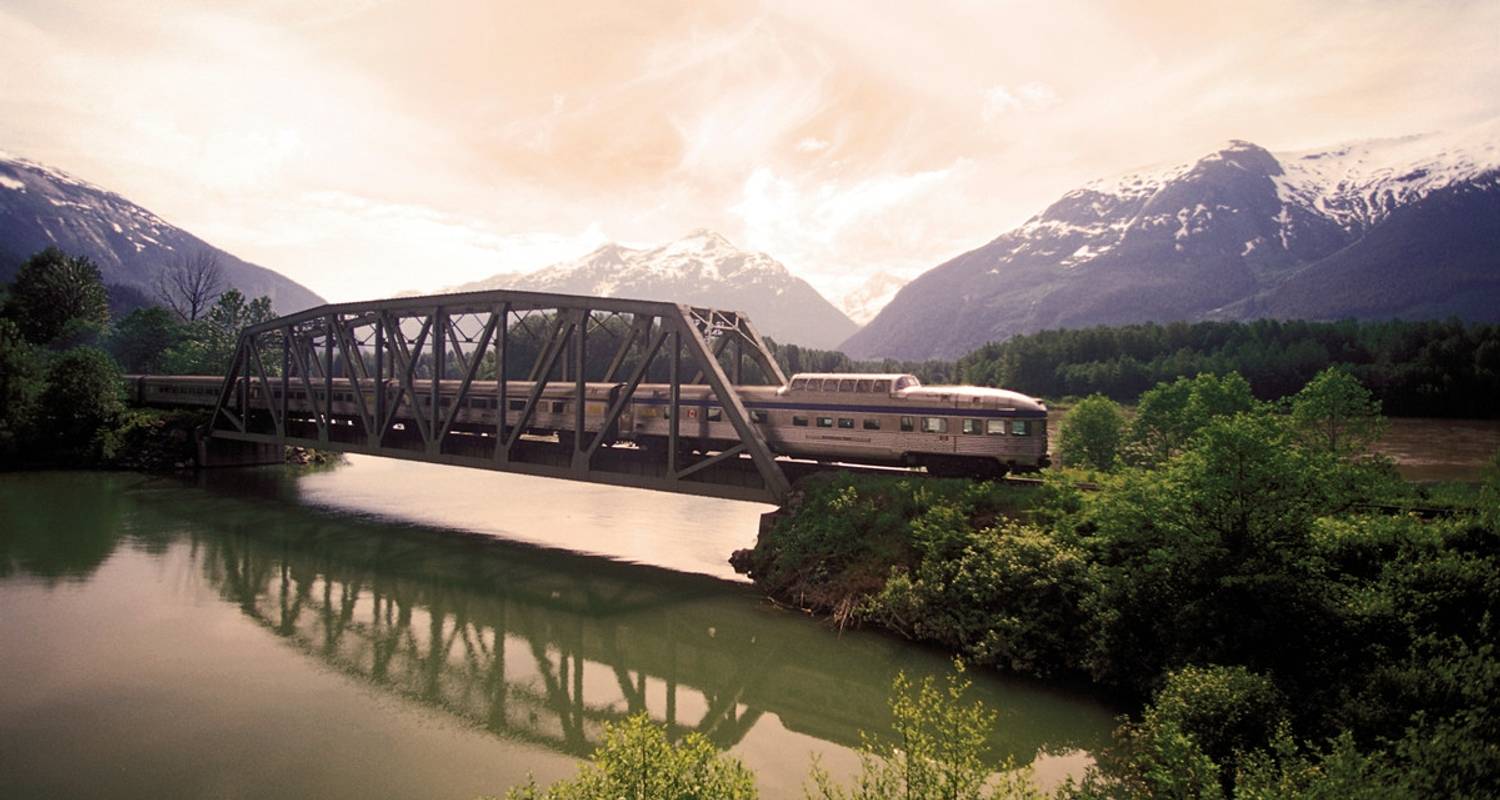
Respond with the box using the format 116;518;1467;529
182;472;1112;764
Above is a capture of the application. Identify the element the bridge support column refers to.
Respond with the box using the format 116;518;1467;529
196;431;284;468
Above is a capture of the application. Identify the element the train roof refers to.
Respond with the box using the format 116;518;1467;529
788;372;919;384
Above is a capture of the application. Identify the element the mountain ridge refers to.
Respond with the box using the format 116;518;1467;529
841;120;1500;359
439;229;858;348
0;151;323;313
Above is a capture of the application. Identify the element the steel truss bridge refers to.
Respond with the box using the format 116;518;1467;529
205;290;798;504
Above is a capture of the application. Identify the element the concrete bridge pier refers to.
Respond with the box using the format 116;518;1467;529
196;430;283;468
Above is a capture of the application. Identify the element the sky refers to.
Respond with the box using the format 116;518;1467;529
2;0;1498;306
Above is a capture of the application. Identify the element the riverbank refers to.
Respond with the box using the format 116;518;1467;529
0;407;342;472
731;436;1500;796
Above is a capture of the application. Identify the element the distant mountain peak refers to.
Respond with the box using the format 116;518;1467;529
843;120;1500;360
440;230;856;348
0;150;323;312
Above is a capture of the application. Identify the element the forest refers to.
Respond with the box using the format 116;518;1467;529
0;247;275;468
955;319;1500;418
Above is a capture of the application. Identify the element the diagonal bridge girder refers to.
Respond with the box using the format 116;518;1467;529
207;289;792;504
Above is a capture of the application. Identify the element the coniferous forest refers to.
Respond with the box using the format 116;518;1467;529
955;319;1500;418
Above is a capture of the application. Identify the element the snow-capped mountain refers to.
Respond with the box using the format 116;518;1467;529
841;271;910;326
843;119;1500;360
0;151;322;313
445;230;858;348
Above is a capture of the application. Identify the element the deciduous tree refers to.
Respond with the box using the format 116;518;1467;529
2;247;109;346
1059;394;1125;471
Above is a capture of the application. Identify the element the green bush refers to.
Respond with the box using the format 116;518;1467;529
1143;665;1286;788
1059;394;1126;471
733;476;1037;623
501;714;757;800
38;346;124;465
868;521;1092;676
0;319;45;463
807;665;1042;800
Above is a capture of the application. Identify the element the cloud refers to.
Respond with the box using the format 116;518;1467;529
729;162;966;297
981;82;1060;121
2;0;1497;307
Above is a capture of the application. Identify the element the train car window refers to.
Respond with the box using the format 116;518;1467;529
900;416;915;432
856;379;872;392
962;419;983;435
1011;420;1030;436
838;379;855;392
439;397;452;407
508;399;526;411
792;416;809;427
922;417;948;434
816;417;834;428
790;378;807;390
823;379;840;391
551;401;567;414
750;409;769;424
863;418;881;430
873;379;891;393
986;419;1007;435
838;417;854;429
707;406;722;422
894;376;916;391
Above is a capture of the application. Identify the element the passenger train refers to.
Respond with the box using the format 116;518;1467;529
129;372;1050;478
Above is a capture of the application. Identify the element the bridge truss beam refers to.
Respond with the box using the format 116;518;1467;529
207;290;792;504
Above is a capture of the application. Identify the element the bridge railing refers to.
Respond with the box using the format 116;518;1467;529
206;290;792;504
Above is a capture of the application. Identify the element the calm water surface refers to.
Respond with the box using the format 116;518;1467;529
0;461;1116;800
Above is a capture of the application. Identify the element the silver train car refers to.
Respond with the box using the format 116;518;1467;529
129;372;1049;477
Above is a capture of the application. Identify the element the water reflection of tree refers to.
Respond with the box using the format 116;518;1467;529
0;473;131;582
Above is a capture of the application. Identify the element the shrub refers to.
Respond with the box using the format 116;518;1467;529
1059;394;1126;471
807;664;1042;800
38;346;124;465
502;714;757;800
1143;665;1286;786
868;521;1093;676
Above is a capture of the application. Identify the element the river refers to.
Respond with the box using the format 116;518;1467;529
0;460;1117;800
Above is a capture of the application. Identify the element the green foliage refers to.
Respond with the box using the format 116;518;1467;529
868;521;1092;676
956;318;1500;418
2;247;110;346
164;288;275;374
1059;394;1125;471
1141;666;1286;788
1069;716;1225;800
108;305;182;373
38;346;124;464
1232;731;1405;800
807;665;1042;800
502;714;757;800
733;475;1041;626
1288;366;1384;458
1127;373;1258;466
0;319;45;462
1386;632;1500;800
1479;451;1500;530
